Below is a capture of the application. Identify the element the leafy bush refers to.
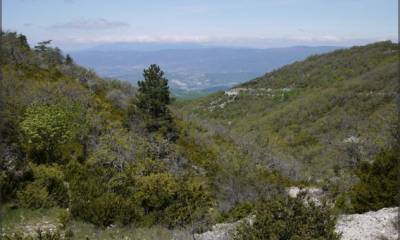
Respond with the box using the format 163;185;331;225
234;196;339;240
349;148;400;213
164;180;213;229
65;159;214;228
20;103;88;163
16;181;52;208
219;201;254;222
16;164;68;208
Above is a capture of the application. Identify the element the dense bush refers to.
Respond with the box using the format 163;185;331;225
163;179;214;229
20;103;88;163
348;147;400;213
234;196;339;240
65;159;213;228
219;201;254;222
16;164;68;208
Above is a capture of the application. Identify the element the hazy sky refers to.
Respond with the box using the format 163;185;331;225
3;0;398;50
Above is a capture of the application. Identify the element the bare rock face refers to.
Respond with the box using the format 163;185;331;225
336;207;399;240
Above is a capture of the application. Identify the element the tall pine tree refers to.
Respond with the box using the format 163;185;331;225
132;64;176;137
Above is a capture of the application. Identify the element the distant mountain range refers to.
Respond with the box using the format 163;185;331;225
70;44;340;95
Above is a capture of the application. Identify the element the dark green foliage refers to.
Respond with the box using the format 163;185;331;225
348;148;400;213
65;54;74;65
219;201;254;222
65;159;213;228
34;40;52;52
64;160;126;227
16;164;69;208
131;64;176;137
234;196;340;240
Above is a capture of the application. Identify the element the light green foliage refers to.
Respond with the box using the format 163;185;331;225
20;103;88;163
20;103;85;151
234;196;340;240
137;173;178;212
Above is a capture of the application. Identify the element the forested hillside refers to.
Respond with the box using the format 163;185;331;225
1;32;398;239
0;32;299;239
177;41;398;181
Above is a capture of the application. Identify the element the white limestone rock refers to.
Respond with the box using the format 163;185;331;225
336;207;399;240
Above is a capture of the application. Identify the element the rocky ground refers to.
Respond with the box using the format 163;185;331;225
336;207;399;240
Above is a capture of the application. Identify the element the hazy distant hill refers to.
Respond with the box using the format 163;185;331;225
70;45;339;93
177;41;398;179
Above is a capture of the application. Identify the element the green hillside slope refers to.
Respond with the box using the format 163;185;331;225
1;32;295;237
177;41;399;180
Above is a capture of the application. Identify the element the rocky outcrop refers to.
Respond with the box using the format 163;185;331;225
286;186;326;205
336;207;399;240
194;222;239;240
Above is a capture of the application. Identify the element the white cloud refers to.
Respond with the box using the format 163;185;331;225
56;31;389;44
63;35;216;44
52;34;396;50
51;18;130;30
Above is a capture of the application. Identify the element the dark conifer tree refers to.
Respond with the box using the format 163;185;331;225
133;64;176;137
65;54;74;65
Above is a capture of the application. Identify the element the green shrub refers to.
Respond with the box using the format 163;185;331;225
20;103;87;163
349;148;400;213
164;180;213;229
219;201;254;222
65;159;214;228
16;164;68;208
234;196;339;240
16;181;51;208
65;160;144;227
